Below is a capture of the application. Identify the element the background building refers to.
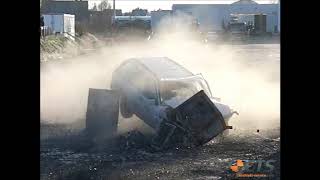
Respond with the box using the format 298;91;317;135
172;0;280;33
150;10;172;32
88;9;121;33
42;0;89;22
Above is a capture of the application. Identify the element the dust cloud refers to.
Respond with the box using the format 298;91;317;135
40;15;280;132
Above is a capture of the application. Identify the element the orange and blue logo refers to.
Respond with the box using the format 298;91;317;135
230;159;246;173
228;159;276;178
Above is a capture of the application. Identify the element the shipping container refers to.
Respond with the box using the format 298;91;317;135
43;14;75;40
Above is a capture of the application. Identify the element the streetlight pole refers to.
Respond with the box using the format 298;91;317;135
113;0;115;22
111;0;116;37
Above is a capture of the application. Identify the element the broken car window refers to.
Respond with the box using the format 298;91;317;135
160;77;211;108
130;67;157;100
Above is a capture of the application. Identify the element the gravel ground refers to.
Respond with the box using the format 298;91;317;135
40;124;280;180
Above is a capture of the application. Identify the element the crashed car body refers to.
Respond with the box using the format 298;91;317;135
110;57;237;148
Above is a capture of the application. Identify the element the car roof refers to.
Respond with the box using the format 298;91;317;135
129;57;194;79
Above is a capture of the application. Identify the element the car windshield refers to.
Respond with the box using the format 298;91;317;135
160;76;212;108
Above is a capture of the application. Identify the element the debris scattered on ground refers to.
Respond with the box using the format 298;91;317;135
41;124;280;180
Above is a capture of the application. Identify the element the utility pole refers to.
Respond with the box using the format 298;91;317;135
277;0;280;33
111;0;116;37
113;0;116;22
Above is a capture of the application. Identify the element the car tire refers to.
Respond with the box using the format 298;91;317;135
120;94;133;118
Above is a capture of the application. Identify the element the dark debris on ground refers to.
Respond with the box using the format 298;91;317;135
40;124;280;180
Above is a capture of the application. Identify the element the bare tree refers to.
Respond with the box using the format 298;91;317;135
91;3;98;11
41;0;49;9
98;0;111;11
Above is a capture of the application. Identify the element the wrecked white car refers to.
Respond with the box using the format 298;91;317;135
86;57;237;149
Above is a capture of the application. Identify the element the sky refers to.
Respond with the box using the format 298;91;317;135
87;0;279;12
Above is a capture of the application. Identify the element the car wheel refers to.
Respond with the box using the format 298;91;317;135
120;94;133;118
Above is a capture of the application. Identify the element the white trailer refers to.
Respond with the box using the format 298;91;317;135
43;13;75;40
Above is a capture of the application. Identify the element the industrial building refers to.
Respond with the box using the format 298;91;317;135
41;0;89;22
88;9;122;33
150;10;172;32
171;0;280;34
